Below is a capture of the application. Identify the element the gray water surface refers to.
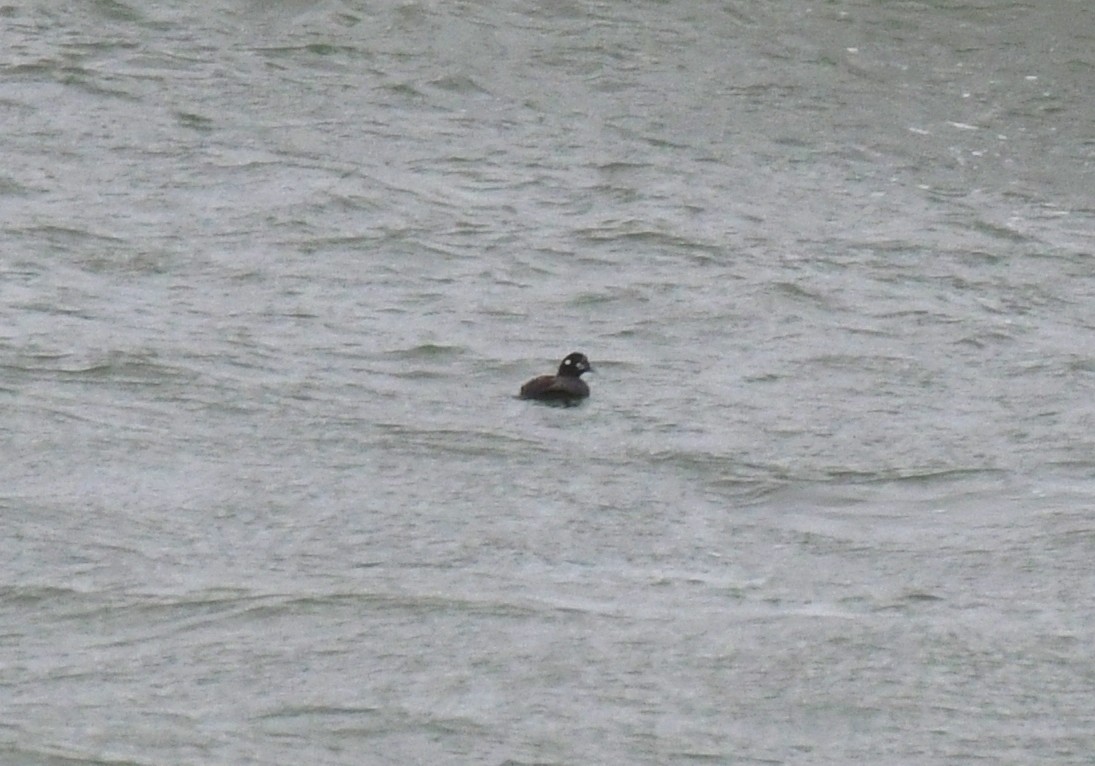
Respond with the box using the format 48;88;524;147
3;2;1095;764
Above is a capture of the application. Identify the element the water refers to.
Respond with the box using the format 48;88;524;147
2;1;1094;764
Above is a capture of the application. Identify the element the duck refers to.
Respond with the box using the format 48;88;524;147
519;352;593;403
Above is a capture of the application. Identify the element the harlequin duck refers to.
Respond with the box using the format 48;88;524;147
519;352;593;403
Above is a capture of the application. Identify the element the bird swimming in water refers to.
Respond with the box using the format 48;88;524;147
519;352;593;404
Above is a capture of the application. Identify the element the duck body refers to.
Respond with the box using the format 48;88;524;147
519;352;593;403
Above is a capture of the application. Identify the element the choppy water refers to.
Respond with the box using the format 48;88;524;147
3;1;1094;764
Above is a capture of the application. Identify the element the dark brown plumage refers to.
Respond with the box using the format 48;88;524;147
519;352;593;403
